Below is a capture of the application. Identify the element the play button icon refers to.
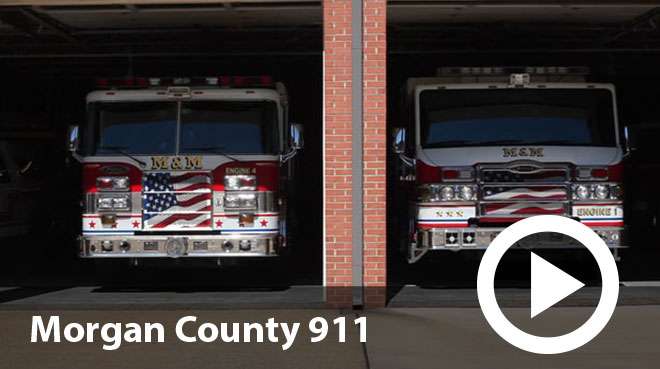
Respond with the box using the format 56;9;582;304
530;252;585;318
477;215;620;354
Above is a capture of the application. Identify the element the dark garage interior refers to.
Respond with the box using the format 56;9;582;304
0;2;324;287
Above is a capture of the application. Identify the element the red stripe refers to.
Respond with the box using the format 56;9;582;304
511;194;565;199
511;207;564;214
196;219;212;228
83;214;141;218
484;203;563;214
583;222;624;227
484;203;513;211
175;182;211;192
152;213;206;228
510;186;564;191
480;218;524;223
170;172;209;184
176;194;211;207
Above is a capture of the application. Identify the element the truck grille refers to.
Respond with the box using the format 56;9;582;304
480;163;569;218
142;171;213;230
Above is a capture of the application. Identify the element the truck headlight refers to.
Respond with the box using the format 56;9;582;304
417;184;477;202
239;194;256;208
97;195;130;210
595;184;609;199
573;183;621;200
113;197;129;209
440;186;454;201
224;194;240;208
97;197;113;210
224;175;257;191
575;185;590;200
97;176;129;191
459;185;475;201
224;194;257;209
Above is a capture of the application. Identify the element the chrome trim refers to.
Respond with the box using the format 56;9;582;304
416;226;625;250
85;192;142;214
214;191;277;213
79;233;279;258
478;161;570;184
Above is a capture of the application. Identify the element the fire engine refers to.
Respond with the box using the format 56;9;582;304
67;76;302;263
392;67;626;263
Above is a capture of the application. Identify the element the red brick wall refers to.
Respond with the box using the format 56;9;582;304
323;0;386;308
324;0;354;308
362;0;387;308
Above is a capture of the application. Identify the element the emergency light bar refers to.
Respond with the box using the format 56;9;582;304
437;66;589;77
95;76;275;89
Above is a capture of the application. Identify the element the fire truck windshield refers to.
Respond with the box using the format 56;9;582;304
419;88;617;148
85;100;279;155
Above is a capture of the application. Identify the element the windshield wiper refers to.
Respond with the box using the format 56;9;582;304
182;147;238;162
97;146;147;167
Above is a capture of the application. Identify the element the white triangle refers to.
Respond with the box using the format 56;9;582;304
530;252;585;318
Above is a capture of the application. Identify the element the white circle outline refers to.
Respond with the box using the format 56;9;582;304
476;215;619;355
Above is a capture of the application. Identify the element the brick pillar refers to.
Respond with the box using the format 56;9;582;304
361;0;387;308
323;0;354;308
323;0;386;308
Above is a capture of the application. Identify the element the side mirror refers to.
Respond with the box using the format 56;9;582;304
392;127;406;154
67;125;80;152
291;123;304;150
623;125;637;155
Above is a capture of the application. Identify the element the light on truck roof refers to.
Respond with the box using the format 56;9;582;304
95;76;276;89
437;66;589;77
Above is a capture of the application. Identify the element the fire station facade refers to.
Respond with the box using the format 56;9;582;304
323;0;387;307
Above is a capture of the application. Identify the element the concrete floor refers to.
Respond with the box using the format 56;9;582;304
362;306;660;369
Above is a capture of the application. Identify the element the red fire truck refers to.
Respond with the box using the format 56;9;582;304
68;76;302;264
392;67;626;263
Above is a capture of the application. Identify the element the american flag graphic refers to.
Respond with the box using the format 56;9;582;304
482;169;567;183
483;186;566;200
481;166;568;217
483;202;565;216
142;172;212;229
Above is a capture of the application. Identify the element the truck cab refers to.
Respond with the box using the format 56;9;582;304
393;67;626;263
68;76;302;262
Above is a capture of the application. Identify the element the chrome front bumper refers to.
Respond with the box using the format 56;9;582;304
409;226;625;263
79;233;280;258
417;226;624;250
